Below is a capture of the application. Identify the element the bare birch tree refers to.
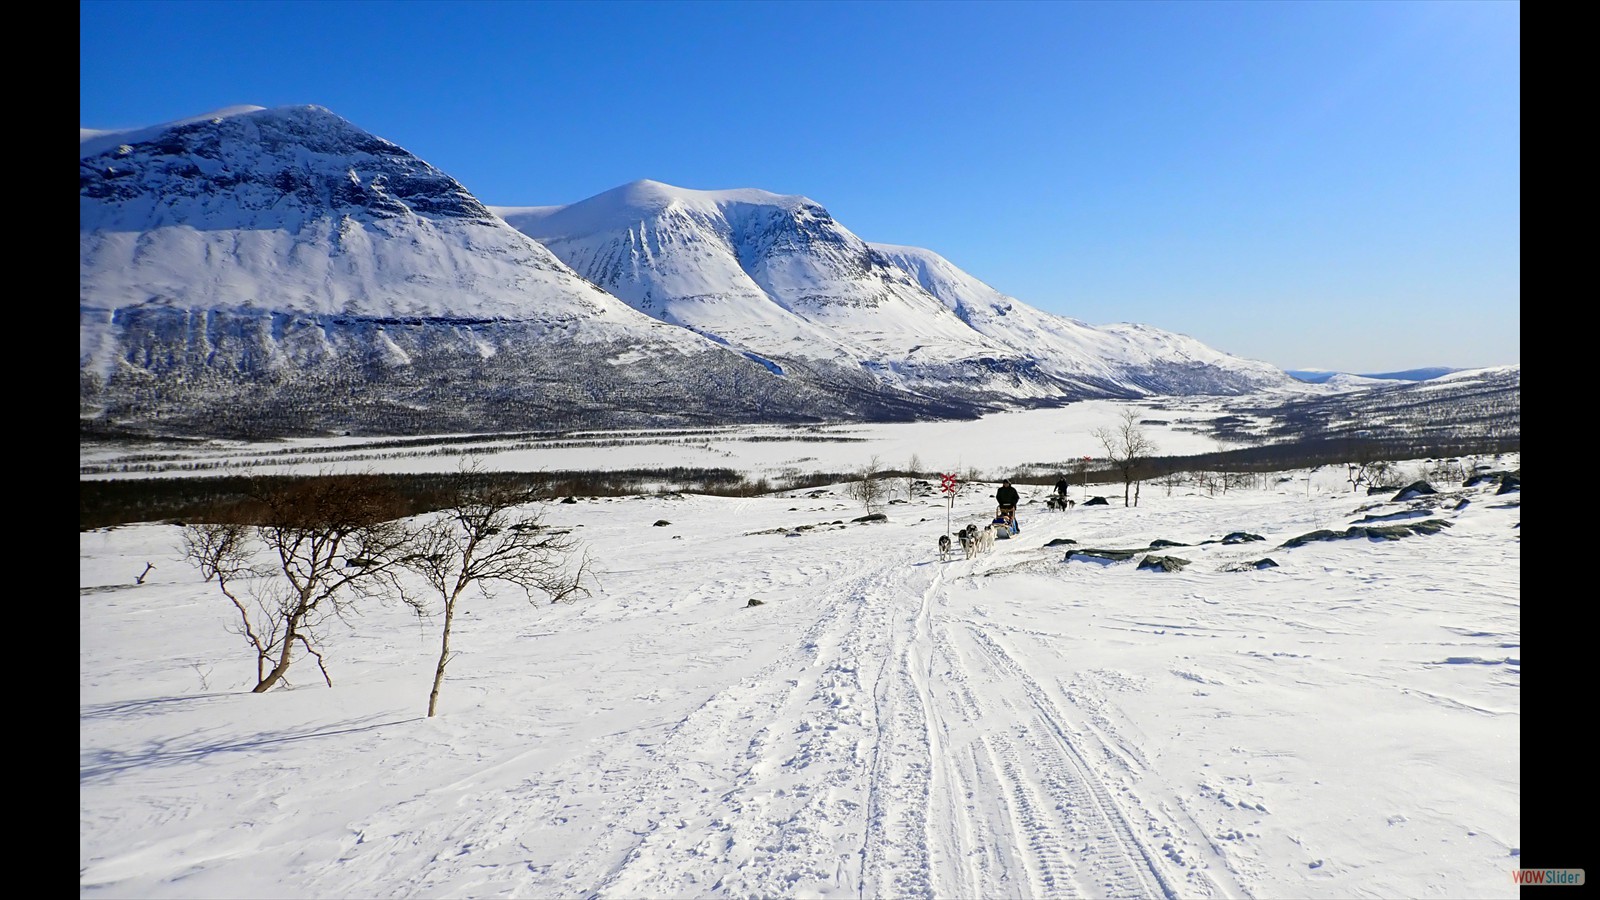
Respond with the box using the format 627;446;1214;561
903;453;922;502
845;454;887;514
181;520;273;683
406;465;593;717
183;473;422;693
1092;408;1158;507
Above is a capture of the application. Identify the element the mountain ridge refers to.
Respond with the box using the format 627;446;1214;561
493;180;1292;400
83;105;1298;439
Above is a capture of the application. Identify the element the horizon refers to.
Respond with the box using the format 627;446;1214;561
79;0;1520;374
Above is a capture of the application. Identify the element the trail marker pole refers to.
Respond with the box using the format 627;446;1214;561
940;473;959;536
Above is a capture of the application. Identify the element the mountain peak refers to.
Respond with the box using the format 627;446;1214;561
79;104;337;159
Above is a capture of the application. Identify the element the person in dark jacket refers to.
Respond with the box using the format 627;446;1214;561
996;480;1020;533
1054;476;1070;499
996;480;1020;512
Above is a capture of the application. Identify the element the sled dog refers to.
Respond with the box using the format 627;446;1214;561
959;526;977;559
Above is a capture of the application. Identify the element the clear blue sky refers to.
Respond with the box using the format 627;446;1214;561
80;0;1519;374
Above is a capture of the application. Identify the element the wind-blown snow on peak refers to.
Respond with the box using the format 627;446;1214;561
78;103;691;331
80;105;271;159
498;180;825;240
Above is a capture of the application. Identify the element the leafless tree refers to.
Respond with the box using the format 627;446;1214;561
1425;457;1466;484
182;520;272;683
903;453;922;502
1347;446;1387;492
1092;408;1158;507
1159;469;1187;496
406;464;593;717
1224;471;1256;493
183;473;423;693
1368;459;1397;489
844;454;887;514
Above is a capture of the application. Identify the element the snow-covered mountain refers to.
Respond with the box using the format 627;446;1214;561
82;105;1291;439
494;182;1016;371
868;242;1288;395
79;106;888;436
496;182;1292;401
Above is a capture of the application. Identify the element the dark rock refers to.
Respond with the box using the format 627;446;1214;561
1393;481;1438;501
1280;519;1453;547
1280;529;1342;548
1138;555;1191;572
1065;548;1139;563
1084;496;1110;506
1222;558;1280;571
853;513;888;523
1221;532;1265;544
1465;470;1515;488
1043;538;1077;547
653;520;671;527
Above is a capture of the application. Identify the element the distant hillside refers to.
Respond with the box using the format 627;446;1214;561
1287;367;1467;384
1210;365;1519;451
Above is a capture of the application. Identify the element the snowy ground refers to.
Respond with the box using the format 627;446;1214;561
80;409;1521;899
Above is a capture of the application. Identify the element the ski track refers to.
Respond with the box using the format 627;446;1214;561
294;528;1253;899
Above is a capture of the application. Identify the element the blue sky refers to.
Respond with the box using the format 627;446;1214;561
80;0;1518;374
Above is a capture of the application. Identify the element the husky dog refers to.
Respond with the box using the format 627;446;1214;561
977;524;996;553
959;525;977;559
938;533;952;561
1047;495;1076;511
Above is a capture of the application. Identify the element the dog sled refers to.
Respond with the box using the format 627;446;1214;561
991;508;1017;539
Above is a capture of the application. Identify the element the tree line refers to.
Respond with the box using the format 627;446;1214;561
81;424;1520;532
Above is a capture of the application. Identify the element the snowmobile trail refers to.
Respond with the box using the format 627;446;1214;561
298;532;1243;899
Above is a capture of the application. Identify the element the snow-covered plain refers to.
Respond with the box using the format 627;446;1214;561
79;405;1521;899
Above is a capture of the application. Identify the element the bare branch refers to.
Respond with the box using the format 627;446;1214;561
407;461;594;717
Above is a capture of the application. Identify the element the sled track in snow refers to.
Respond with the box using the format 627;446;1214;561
858;562;938;898
984;732;1081;897
294;541;1215;899
587;554;907;899
963;627;1181;900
